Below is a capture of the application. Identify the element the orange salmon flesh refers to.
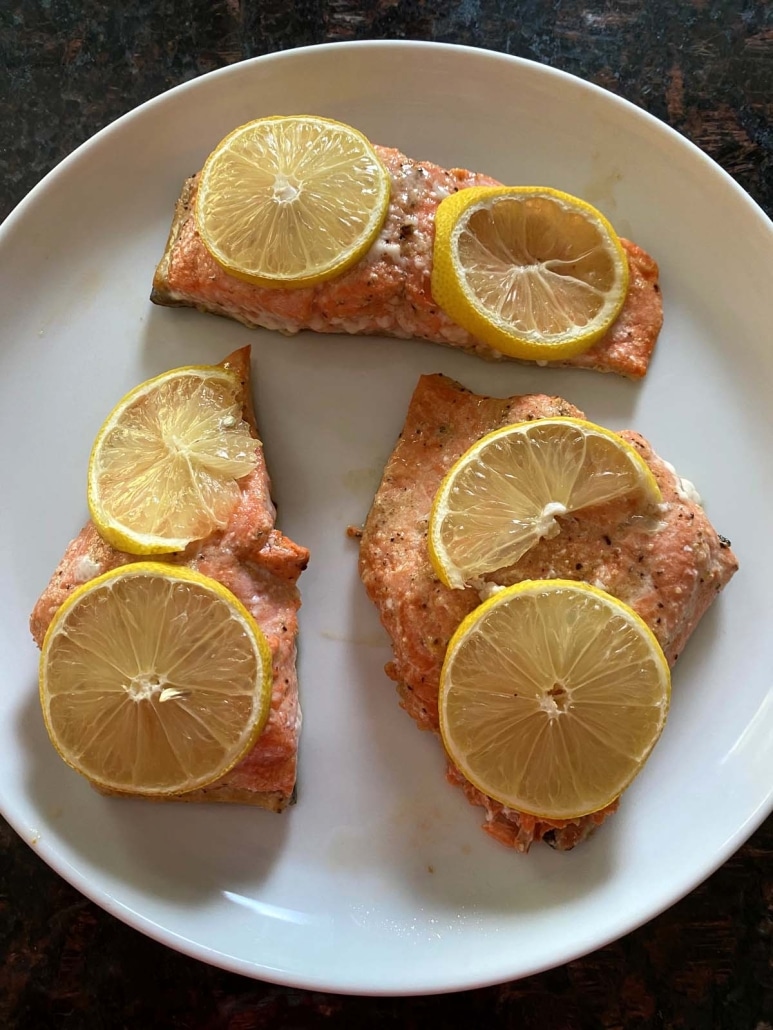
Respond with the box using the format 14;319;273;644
358;374;738;851
151;146;663;379
30;347;309;810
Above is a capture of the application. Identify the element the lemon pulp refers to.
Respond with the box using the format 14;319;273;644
428;417;662;589
439;579;671;820
432;186;629;360
39;563;273;795
88;365;258;555
196;114;391;288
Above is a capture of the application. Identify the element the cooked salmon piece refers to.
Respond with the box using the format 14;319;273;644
151;146;662;379
359;374;738;851
30;346;309;811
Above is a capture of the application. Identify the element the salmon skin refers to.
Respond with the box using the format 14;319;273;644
358;374;738;851
30;346;309;811
151;146;663;379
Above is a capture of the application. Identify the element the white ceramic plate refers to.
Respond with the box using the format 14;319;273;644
1;41;771;996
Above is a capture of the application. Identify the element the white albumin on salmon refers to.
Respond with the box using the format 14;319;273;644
358;374;738;851
30;347;309;811
152;146;663;379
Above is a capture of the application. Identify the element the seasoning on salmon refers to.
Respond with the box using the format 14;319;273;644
29;346;309;811
151;146;663;379
358;373;738;851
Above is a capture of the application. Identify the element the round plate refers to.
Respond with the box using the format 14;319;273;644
0;41;771;995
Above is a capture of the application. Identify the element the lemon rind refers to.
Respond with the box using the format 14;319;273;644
39;561;274;796
195;114;392;290
428;416;663;589
431;185;630;361
438;578;671;820
87;365;248;556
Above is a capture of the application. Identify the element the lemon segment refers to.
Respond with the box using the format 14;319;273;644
87;365;258;555
428;417;662;589
39;563;273;796
196;115;391;288
439;579;670;820
431;186;629;360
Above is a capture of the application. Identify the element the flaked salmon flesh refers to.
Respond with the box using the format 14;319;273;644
358;374;738;851
151;147;663;379
30;347;309;810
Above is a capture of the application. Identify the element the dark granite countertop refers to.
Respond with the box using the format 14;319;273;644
1;2;771;1026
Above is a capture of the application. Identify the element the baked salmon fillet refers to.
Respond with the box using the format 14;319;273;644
30;346;309;812
359;374;738;851
151;146;662;379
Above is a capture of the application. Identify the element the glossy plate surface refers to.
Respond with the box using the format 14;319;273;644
0;42;770;994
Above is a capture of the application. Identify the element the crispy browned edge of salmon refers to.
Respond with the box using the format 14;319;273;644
150;175;195;308
150;179;272;334
43;345;299;814
94;782;295;812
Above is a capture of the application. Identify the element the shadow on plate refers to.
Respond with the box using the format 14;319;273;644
139;299;254;373
16;683;290;907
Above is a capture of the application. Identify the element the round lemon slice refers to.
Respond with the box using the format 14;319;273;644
431;186;629;360
88;365;258;555
439;579;671;820
428;417;662;589
39;563;273;796
195;114;391;288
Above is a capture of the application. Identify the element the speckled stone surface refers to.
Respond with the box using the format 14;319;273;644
1;1;772;1025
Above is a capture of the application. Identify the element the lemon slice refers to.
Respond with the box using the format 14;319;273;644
439;579;670;820
88;365;258;555
428;417;662;589
195;115;391;288
431;186;629;360
39;563;273;796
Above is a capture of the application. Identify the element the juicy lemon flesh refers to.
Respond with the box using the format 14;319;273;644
439;580;670;820
432;187;629;360
196;115;391;287
459;198;620;337
40;564;272;795
89;368;257;554
429;418;662;589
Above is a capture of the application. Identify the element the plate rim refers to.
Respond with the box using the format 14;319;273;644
1;39;772;996
3;40;772;243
